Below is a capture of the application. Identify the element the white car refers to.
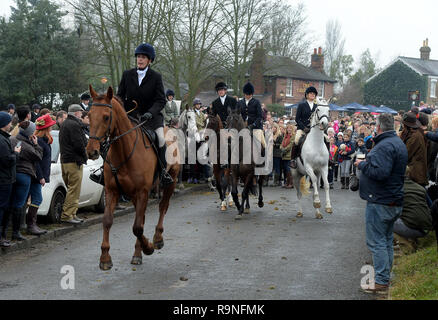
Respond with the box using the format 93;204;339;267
38;130;105;223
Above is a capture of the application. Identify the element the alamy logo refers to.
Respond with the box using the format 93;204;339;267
60;265;75;290
360;265;375;290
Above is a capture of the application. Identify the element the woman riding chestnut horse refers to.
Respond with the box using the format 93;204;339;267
86;43;180;270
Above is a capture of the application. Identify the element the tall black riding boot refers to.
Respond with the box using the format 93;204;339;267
12;207;26;241
289;144;299;169
158;145;174;186
345;177;350;190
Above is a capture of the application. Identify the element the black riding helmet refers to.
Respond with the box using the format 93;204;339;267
135;43;156;62
215;82;228;92
305;86;318;98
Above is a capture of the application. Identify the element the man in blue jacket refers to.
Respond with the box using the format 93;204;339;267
355;113;408;293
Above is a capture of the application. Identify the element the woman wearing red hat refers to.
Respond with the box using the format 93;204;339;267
26;114;56;235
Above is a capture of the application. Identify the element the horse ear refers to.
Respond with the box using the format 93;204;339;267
185;104;189;111
107;86;113;101
89;85;98;99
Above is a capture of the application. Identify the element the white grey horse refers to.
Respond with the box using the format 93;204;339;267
291;98;333;219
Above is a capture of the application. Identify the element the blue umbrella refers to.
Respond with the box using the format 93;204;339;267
365;105;387;113
342;102;369;112
378;105;398;114
329;104;347;111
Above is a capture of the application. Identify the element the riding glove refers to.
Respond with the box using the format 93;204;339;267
141;112;153;122
304;127;310;134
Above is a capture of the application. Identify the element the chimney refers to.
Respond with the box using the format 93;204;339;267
420;38;431;60
250;41;266;95
311;47;325;74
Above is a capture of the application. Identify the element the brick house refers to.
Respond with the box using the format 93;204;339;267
249;41;337;106
364;39;438;110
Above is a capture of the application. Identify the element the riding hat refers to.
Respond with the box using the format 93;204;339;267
305;86;318;97
135;43;156;62
193;98;202;106
36;114;56;130
215;82;228;91
243;82;255;95
32;103;41;111
402;112;421;128
81;93;91;101
166;89;175;98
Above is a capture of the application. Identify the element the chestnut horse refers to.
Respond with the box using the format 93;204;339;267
86;85;180;270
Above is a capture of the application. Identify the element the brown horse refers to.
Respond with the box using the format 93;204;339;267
204;110;232;211
86;85;180;270
226;108;265;220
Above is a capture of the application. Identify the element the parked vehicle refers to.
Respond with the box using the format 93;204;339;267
38;131;105;223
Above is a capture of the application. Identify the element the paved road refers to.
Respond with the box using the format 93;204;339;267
0;182;372;300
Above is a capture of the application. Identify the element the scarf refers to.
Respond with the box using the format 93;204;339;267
282;133;292;148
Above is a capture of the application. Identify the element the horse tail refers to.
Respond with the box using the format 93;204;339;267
300;176;310;195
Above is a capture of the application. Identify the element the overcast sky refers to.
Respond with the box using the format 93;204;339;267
0;0;436;69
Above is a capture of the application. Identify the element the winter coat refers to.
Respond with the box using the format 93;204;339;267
0;130;17;184
238;98;263;130
35;136;52;183
358;130;408;206
273;134;283;158
295;101;317;131
211;95;237;125
10;133;43;179
337;140;355;162
117;67;166;130
59;114;88;165
425;129;438;180
280;134;294;160
163;100;179;125
403;129;428;186
400;177;433;232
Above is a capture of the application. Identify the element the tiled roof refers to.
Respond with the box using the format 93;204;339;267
263;55;337;83
399;56;438;76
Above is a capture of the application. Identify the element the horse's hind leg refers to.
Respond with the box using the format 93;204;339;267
257;175;264;208
321;166;332;214
100;189;118;270
153;167;178;249
292;170;304;218
215;168;226;211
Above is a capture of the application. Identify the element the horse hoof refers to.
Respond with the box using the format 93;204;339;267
228;202;234;207
258;202;264;208
326;207;333;214
221;205;227;211
131;256;143;265
235;214;243;220
142;246;154;256
313;201;321;209
296;212;303;218
154;240;164;250
315;213;323;220
99;261;113;271
244;208;250;214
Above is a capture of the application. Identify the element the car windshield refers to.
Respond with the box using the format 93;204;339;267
51;131;60;163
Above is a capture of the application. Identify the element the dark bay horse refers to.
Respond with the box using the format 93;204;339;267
226;108;265;220
203;111;232;211
86;85;180;270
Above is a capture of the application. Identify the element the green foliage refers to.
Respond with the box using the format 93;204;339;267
266;103;286;116
364;60;427;111
0;0;84;109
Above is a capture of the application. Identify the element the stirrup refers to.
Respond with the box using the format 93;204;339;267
160;170;174;186
90;167;105;186
290;159;297;169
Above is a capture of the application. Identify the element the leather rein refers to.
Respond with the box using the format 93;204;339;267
310;106;329;130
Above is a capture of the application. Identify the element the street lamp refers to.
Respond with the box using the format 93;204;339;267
279;90;285;103
101;76;108;92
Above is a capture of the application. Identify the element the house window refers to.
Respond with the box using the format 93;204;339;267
431;79;437;98
319;81;325;98
286;78;293;97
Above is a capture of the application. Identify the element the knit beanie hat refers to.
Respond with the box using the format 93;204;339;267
0;111;12;128
19;121;36;137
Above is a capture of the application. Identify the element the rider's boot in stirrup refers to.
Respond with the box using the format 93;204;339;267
158;145;174;186
289;144;299;169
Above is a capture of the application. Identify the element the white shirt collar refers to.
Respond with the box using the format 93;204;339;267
220;95;226;104
137;67;148;85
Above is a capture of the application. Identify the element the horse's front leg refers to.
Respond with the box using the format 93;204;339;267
305;167;322;219
321;165;332;214
100;189;118;270
131;189;154;265
230;173;241;214
214;167;226;211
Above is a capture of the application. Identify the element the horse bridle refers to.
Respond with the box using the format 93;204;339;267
89;103;113;142
310;105;329;129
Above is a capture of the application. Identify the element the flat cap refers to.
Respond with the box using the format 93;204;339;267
68;104;83;112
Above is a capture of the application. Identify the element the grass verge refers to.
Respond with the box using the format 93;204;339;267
389;232;438;300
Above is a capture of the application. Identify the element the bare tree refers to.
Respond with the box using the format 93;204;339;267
262;1;312;64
